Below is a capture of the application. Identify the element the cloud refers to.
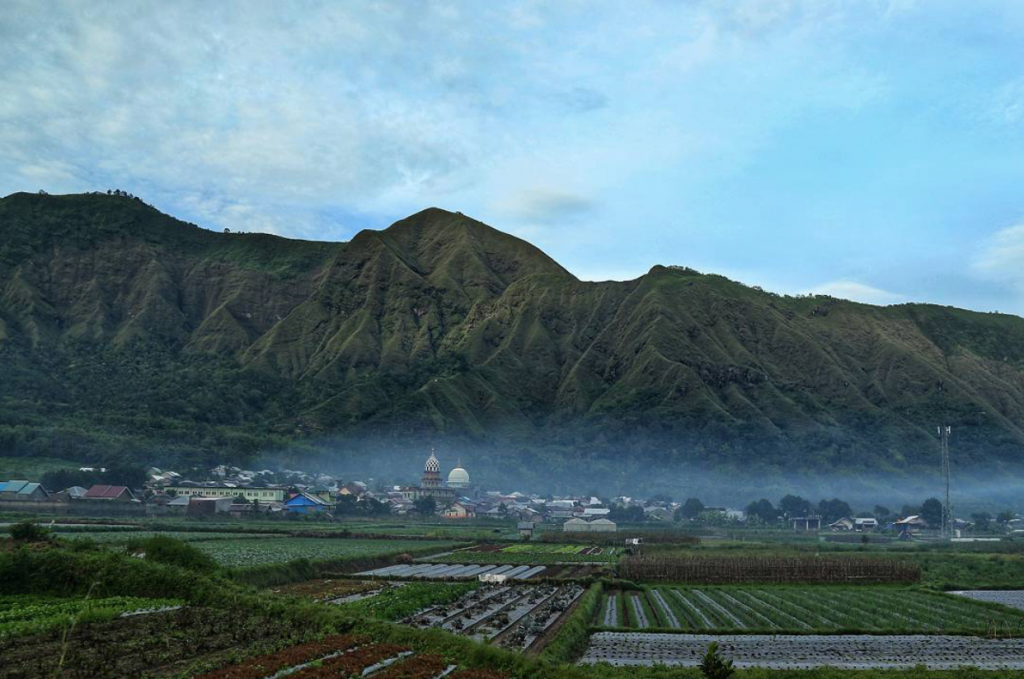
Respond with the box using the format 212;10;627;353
805;281;906;305
973;224;1024;289
494;189;596;225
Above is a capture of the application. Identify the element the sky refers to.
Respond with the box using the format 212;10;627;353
3;1;1024;313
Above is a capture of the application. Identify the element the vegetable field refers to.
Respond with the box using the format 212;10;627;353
0;595;180;639
61;530;278;544
192;538;459;567
338;582;477;621
597;586;1024;633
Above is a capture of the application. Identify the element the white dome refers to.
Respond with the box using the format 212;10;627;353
447;466;470;488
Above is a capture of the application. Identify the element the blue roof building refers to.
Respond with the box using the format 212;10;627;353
0;480;50;501
284;491;335;514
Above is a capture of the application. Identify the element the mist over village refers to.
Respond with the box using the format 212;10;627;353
3;2;1024;676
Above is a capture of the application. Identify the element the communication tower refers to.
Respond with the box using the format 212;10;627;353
937;425;952;538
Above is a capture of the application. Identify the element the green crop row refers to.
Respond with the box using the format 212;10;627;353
0;594;181;638
191;537;460;568
338;582;477;621
595;586;1024;635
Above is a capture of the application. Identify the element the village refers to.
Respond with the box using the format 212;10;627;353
2;450;1019;541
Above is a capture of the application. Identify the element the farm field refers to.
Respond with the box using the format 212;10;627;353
0;595;180;639
267;578;382;602
953;590;1024;612
358;562;551;581
435;543;619;565
60;530;280;543
191;537;460;567
338;582;476;621
405;583;585;652
581;632;1024;669
597;586;1024;633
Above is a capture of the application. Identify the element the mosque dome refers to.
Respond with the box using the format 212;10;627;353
425;451;440;474
447;463;470;488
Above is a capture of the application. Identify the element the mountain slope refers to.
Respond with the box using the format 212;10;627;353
2;191;1024;484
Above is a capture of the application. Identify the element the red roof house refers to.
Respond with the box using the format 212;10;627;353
83;485;138;502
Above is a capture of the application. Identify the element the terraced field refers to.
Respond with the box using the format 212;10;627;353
597;586;1024;633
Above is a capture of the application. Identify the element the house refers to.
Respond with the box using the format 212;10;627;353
166;495;191;513
854;517;879;532
83;485;137;502
582;507;611;517
0;480;50;502
894;515;928;539
644;507;673;521
52;486;88;502
284;491;335;514
187;496;233;516
442;501;477;519
166;484;287;503
829;517;855;531
309;487;335;503
517;521;535;540
339;483;366;497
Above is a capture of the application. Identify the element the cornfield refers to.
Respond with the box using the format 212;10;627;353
620;555;920;584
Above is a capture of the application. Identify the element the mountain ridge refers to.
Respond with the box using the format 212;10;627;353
2;191;1024;488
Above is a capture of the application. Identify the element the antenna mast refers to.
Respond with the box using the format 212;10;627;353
938;425;952;538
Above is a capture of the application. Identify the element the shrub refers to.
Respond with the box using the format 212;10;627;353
700;642;734;679
125;535;220;573
8;520;48;542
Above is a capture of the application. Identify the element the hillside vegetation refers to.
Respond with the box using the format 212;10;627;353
3;192;1024;483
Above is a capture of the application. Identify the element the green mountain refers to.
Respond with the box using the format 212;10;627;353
3;191;1024;488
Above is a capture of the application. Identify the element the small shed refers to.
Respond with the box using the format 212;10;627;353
517;521;535;540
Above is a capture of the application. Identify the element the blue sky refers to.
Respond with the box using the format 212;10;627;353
3;1;1024;313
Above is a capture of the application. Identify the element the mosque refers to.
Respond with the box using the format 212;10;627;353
400;449;471;503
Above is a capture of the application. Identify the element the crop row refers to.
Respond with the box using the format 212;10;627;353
501;544;612;556
597;587;1024;633
0;595;181;639
338;582;477;621
195;632;501;679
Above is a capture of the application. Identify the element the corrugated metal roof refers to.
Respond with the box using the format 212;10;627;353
84;485;130;499
0;480;29;494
